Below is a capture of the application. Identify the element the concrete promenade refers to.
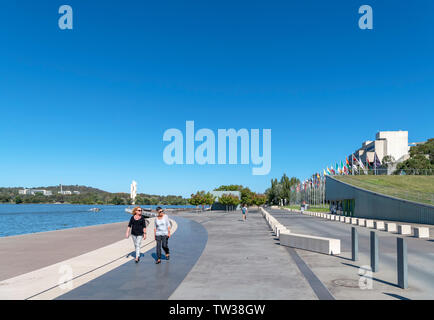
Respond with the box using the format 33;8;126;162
0;221;128;281
170;210;319;299
268;208;434;300
0;209;326;300
2;208;431;300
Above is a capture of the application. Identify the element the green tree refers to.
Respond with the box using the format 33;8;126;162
189;191;203;207
265;175;299;205
189;191;215;210
395;138;434;175
215;185;254;206
252;193;266;207
15;196;23;204
110;196;125;205
219;194;240;211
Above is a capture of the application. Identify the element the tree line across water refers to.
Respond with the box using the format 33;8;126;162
0;186;189;205
0;184;267;207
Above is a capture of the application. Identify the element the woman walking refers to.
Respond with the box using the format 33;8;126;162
154;207;171;264
126;206;147;263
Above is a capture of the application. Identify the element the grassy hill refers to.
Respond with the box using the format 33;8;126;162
0;185;109;195
0;185;188;205
334;175;434;205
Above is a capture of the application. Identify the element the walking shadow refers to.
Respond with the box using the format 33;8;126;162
126;251;144;259
151;252;169;261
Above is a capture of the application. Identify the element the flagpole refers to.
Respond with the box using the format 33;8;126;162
352;155;354;175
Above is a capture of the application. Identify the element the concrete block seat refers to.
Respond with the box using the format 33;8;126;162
398;225;412;235
414;227;429;238
280;233;341;255
385;223;397;233
366;220;375;228
375;221;385;230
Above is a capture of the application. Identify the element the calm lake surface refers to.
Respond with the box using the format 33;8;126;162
0;204;195;237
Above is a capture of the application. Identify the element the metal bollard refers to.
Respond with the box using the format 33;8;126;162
397;237;408;289
352;227;358;261
370;231;378;272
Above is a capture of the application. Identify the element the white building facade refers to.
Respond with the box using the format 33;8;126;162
351;130;410;165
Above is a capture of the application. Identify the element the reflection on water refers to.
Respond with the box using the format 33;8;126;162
0;204;194;237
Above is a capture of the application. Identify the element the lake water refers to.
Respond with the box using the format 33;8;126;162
0;204;196;237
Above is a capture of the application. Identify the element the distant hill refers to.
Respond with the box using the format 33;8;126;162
335;175;434;205
0;185;189;205
0;185;109;195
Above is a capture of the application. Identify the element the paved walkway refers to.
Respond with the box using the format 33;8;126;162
267;208;434;300
57;210;321;299
1;209;331;300
3;207;433;300
57;216;207;300
0;221;127;281
170;209;318;299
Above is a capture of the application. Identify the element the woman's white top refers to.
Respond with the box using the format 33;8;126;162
155;215;171;236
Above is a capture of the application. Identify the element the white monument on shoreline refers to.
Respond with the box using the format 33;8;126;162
130;180;137;205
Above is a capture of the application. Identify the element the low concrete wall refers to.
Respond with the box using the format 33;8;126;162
280;233;341;255
261;208;340;255
326;176;434;225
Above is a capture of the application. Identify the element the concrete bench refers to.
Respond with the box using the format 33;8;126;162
385;223;397;233
280;233;341;255
275;226;290;238
398;225;412;235
414;227;429;238
351;218;358;225
374;221;385;230
366;220;374;228
345;217;351;224
358;218;366;227
270;220;278;229
278;228;291;237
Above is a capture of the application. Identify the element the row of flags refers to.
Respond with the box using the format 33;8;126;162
291;172;325;193
324;153;382;176
290;153;383;194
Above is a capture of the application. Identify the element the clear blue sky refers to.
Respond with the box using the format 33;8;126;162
1;1;433;197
